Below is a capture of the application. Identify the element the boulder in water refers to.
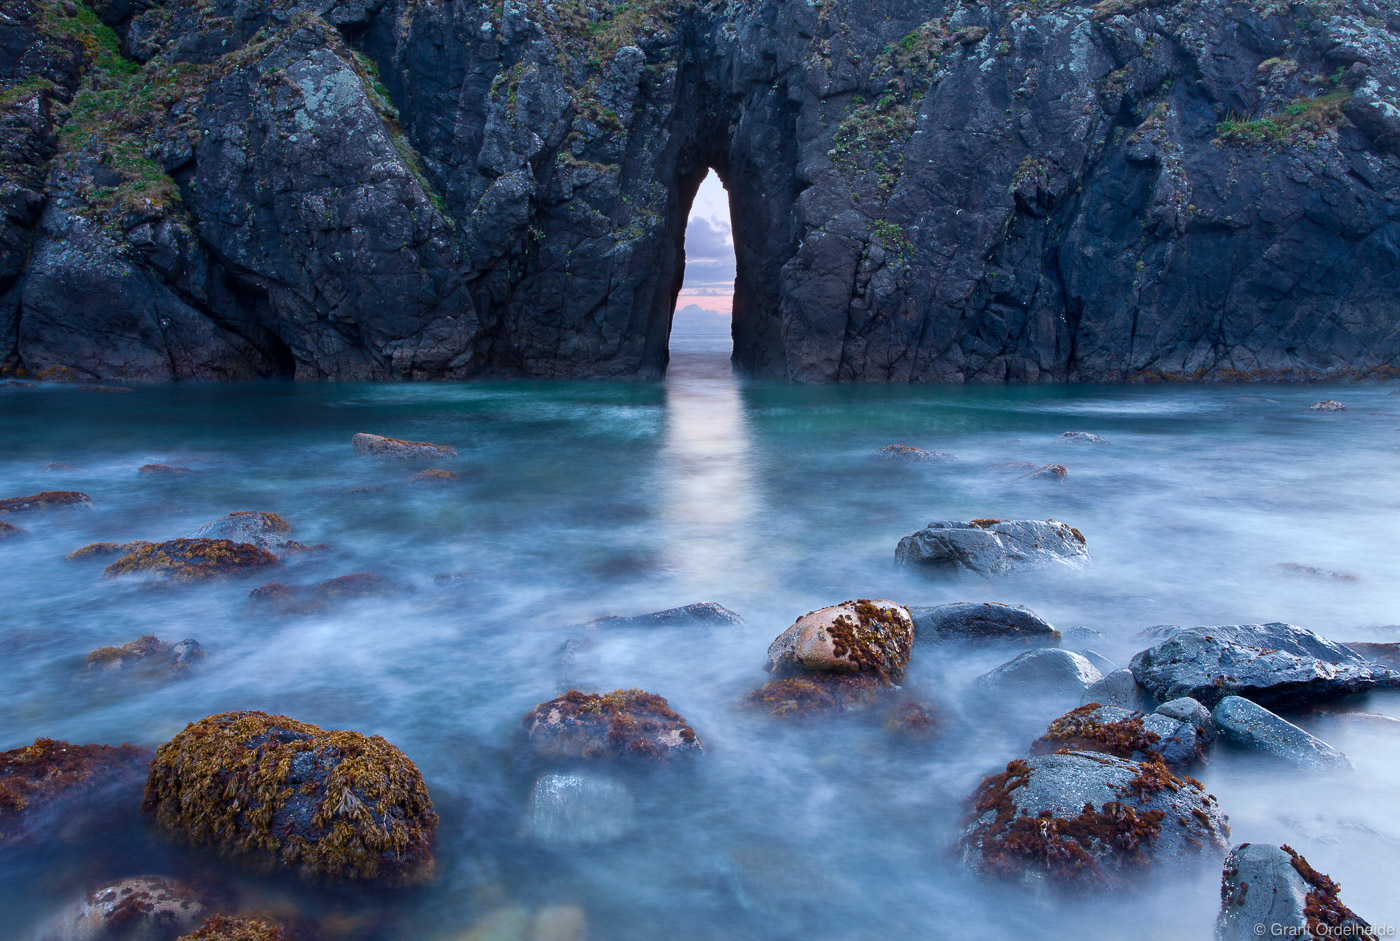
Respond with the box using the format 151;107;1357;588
764;600;914;683
138;464;193;476
909;601;1060;647
104;539;280;582
1216;843;1371;941
144;711;437;884
0;520;25;540
1305;400;1346;411
521;689;701;762
85;636;206;676
1211;697;1351;770
1060;432;1108;443
68;541;155;561
191;512;295;551
958;751;1229;888
976;648;1102;708
1031;699;1214;769
884;700;942;738
176;915;290;941
745;674;888;718
871;445;951;462
585;601;744;629
0;491;91;514
895;519;1090;576
1129;622;1400;708
352;433;457;459
30;876;207;941
408;469;460;483
1020;463;1068;481
1;738;152;848
1081;669;1150;712
521;771;635;846
1340;641;1400;670
249;574;406;615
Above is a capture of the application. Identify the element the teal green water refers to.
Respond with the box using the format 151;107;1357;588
2;347;1398;938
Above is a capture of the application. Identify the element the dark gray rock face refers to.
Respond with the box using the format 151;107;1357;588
585;601;743;629
958;751;1229;888
976;647;1103;710
1212;696;1352;769
1130;622;1400;709
1217;843;1371;941
1032;698;1214;767
896;519;1090;575
6;0;1400;381
908;601;1060;646
1082;668;1151;711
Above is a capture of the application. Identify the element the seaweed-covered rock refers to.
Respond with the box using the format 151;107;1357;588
895;519;1090;576
144;711;437;884
871;445;950;462
521;771;635;846
1129;623;1400;708
191;512;295;551
585;601;744;630
521;690;701;762
908;601;1060;647
351;433;456;459
1217;843;1371;941
68;541;155;561
176;916;290;941
884;700;943;739
0;520;24;539
764;600;914;683
249;574;406;615
85;636;206;676
104;539;280;582
1031;699;1214;769
744;674;888;719
958;751;1229;888
139;464;193;476
1211;697;1351;770
1;738;152;847
31;876;207;941
408;469;460;483
976;649;1103;707
0;490;91;514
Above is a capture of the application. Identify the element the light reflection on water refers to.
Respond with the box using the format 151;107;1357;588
1;348;1398;939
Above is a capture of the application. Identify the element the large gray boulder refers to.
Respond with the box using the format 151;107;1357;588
959;751;1230;888
1212;697;1352;770
977;648;1102;709
1217;843;1371;941
895;520;1090;576
907;601;1060;647
1130;623;1400;709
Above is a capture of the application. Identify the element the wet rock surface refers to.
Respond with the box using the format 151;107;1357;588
0;738;152;848
521;689;701;762
104;539;280;582
0;490;91;513
976;648;1103;708
1082;669;1151;712
31;876;207;941
958;751;1229;888
895;519;1090;576
1211;696;1352;770
8;0;1400;381
909;601;1060;647
1216;843;1371;941
351;433;456;460
175;915;291;941
1032;699;1214;769
144;711;438;884
871;445;950;462
191;512;297;551
584;601;744;629
764;600;914;683
0;520;25;539
84;635;206;676
1129;622;1400;708
249;574;405;615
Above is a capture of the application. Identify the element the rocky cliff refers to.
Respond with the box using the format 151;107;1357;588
3;0;1400;382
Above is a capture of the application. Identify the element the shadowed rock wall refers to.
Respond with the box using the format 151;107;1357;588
3;0;1400;382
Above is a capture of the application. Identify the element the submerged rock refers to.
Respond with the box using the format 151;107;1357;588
895;519;1090;576
191;512;295;551
176;915;290;941
1060;432;1108;443
765;600;914;683
522;772;636;846
1211;697;1351;770
884;700;943;739
1217;843;1371;941
1129;622;1400;708
104;539;280;582
139;464;193;476
144;711;437;884
1082;669;1150;712
521;689;701;762
1020;464;1068;481
68;541;156;561
871;445;951;462
408;469;460;483
958;751;1229;888
745;674;888;719
1340;641;1400;670
1275;562;1360;582
0;520;25;539
31;876;207;941
1;738;152;848
84;636;206;676
352;433;457;459
585;601;744;629
1031;700;1214;769
909;601;1060;647
0;491;91;514
976;649;1102;707
249;574;406;615
1305;400;1346;411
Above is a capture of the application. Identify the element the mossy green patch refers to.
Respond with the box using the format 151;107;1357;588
1215;89;1351;145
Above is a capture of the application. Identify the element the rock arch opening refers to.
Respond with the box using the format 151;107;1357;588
670;170;736;360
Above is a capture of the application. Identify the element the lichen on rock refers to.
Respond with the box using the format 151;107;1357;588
764;599;915;683
103;538;280;581
143;710;438;884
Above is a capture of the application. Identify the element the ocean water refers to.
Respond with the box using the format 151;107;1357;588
2;337;1398;939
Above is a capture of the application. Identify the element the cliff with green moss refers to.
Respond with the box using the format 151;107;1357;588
3;0;1400;382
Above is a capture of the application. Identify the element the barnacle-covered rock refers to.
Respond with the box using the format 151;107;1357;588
958;751;1229;889
764;600;914;683
352;433;456;459
0;490;91;514
31;876;207;941
522;690;701;762
1;738;152;848
84;635;206;677
143;711;437;884
104;539;280;582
